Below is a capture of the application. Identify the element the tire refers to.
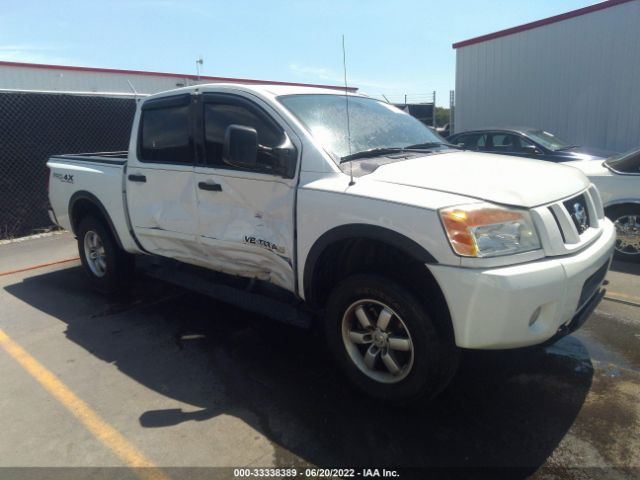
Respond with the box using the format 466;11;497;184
606;205;640;263
77;215;134;294
324;273;459;404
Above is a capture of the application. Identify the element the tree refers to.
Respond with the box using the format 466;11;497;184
435;107;450;127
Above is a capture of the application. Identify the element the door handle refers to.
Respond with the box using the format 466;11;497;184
128;174;146;183
198;181;222;192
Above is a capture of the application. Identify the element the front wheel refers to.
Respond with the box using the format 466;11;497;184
324;274;458;403
607;205;640;263
77;215;134;293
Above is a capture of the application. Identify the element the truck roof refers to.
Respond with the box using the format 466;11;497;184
144;82;366;102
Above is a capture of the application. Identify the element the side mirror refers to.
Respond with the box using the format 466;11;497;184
522;144;541;155
223;125;258;169
273;132;297;178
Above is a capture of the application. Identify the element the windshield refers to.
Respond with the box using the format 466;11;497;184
278;94;444;160
604;147;640;174
526;130;571;151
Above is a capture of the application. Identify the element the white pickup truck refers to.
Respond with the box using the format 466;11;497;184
48;84;616;402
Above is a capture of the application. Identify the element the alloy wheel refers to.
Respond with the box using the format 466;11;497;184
83;230;107;277
341;299;414;384
614;214;640;256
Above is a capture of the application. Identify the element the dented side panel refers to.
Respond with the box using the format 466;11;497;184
194;169;296;292
126;164;200;261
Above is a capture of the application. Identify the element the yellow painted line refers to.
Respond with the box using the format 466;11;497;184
0;328;170;480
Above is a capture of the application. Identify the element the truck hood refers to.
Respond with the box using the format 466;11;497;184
366;151;590;208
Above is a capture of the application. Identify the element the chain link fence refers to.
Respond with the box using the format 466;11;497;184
0;91;136;239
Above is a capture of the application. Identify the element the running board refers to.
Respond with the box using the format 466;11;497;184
137;257;313;329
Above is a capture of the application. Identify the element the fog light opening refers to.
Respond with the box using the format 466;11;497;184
529;306;542;327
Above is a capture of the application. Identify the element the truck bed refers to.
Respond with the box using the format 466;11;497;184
51;151;128;164
47;152;141;253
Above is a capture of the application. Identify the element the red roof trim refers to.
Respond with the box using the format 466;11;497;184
0;60;358;92
452;0;634;49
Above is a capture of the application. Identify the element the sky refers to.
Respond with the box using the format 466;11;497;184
1;0;592;106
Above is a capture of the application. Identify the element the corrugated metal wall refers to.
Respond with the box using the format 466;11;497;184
454;0;640;153
0;64;353;96
0;66;203;94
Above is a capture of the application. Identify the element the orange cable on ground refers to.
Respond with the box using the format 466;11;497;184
0;257;80;277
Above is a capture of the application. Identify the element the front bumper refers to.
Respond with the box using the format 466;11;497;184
428;219;616;349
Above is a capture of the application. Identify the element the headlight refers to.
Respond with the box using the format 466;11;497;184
440;203;541;257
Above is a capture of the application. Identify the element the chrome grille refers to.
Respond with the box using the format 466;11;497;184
533;185;605;256
563;194;591;235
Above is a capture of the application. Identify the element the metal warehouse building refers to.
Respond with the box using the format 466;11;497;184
0;61;351;238
0;60;352;94
453;0;640;153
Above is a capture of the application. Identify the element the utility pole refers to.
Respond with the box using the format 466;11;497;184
433;90;437;127
450;90;455;133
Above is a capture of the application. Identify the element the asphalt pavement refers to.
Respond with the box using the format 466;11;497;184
0;232;638;479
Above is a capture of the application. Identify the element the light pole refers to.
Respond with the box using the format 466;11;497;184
196;57;203;81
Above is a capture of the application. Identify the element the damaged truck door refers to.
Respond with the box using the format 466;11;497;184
126;93;199;262
193;93;298;291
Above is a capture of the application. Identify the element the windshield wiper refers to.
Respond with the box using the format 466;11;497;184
404;142;445;149
340;147;407;163
405;141;461;150
555;145;579;151
339;142;457;163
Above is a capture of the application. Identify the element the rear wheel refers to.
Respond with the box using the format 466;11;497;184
324;274;458;403
607;205;640;263
77;215;134;293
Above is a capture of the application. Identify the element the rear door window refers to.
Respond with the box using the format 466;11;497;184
490;133;521;152
139;95;194;164
455;133;485;150
490;133;537;153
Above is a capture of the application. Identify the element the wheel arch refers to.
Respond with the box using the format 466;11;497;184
68;191;124;250
303;224;453;338
303;225;438;300
604;199;640;210
302;224;453;341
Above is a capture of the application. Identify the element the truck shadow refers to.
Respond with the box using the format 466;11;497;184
4;267;595;477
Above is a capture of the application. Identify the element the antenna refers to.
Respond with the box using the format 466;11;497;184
126;80;139;101
342;34;354;186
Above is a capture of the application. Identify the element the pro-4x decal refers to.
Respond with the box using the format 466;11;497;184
53;173;74;184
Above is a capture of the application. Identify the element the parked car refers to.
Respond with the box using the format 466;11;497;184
448;128;613;162
436;123;450;138
427;126;450;143
566;148;640;262
448;128;637;261
47;85;615;402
